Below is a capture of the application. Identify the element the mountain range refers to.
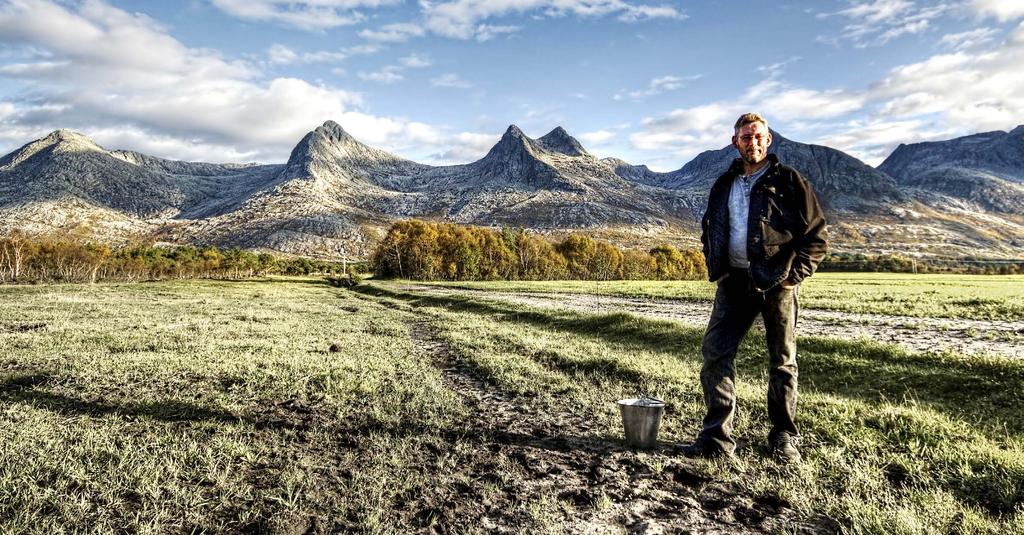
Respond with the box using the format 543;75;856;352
1;121;1022;260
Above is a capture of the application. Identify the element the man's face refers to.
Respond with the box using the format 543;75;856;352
732;122;772;166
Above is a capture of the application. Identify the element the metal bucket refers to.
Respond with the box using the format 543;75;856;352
617;396;666;449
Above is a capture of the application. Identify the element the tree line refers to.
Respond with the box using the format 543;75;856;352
0;231;348;284
818;252;1024;275
8;226;1011;285
370;220;707;281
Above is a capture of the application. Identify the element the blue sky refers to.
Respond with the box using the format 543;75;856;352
0;0;1022;170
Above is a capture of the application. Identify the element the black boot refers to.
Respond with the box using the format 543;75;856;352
770;433;801;464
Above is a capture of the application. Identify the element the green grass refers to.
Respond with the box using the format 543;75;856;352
360;281;1024;534
0;279;467;532
416;272;1024;320
1;276;1022;533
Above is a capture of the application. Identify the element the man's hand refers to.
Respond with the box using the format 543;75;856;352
781;277;799;290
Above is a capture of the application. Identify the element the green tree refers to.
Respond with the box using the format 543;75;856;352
622;249;656;280
557;234;597;279
590;241;624;280
649;244;685;280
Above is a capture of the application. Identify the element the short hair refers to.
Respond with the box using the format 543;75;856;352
734;113;768;135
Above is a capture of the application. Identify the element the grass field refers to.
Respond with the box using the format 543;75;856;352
1;276;1022;533
419;272;1024;321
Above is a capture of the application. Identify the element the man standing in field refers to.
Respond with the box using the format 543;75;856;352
678;113;827;463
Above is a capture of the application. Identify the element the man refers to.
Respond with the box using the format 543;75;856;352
678;113;827;463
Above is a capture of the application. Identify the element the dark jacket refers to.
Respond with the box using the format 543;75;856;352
701;153;828;291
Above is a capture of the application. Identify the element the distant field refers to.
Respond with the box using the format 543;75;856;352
1;277;1022;533
420;272;1024;321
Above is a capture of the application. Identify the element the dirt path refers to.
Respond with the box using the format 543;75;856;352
403;286;1024;359
403;320;832;534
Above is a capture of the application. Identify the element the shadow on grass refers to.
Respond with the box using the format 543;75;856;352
354;283;704;353
336;415;628;458
490;339;651;387
420;281;712;304
356;283;1024;436
206;277;333;286
0;372;242;424
535;348;649;385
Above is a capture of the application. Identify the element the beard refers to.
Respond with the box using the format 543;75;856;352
741;148;765;165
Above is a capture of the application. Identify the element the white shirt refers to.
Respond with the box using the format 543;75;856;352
728;163;770;269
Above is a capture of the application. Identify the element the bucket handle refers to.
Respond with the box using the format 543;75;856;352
636;392;665;406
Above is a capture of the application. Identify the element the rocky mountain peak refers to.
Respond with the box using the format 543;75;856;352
313;120;354;144
284;121;355;170
467;124;566;189
280;120;424;188
481;124;537;160
537;126;589;157
502;124;526;138
47;128;79;141
0;128;105;171
43;128;105;152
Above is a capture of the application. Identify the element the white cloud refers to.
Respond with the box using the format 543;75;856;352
210;0;395;30
357;54;430;84
0;101;16;119
870;25;1024;132
0;0;256;83
90;125;267;163
422;0;683;40
0;0;441;163
630;19;1024;166
614;74;700;101
358;67;404;83
580;130;615;145
759;83;865;120
303;50;348;63
267;44;299;64
617;4;683;22
814;118;958;165
424;131;499;164
820;0;952;48
358;22;425;43
398;53;432;68
267;44;354;66
971;0;1024;21
875;17;931;43
835;0;913;24
939;27;999;51
629;77;866;162
632;101;737;162
431;72;472;88
344;44;383;56
0;60;69;75
757;56;802;78
474;24;521;41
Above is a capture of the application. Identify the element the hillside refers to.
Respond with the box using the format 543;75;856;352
879;126;1024;214
0;122;1022;259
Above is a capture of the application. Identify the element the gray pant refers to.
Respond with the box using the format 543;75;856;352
698;269;799;453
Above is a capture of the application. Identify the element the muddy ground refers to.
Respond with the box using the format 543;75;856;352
401;320;835;534
404;286;1024;360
